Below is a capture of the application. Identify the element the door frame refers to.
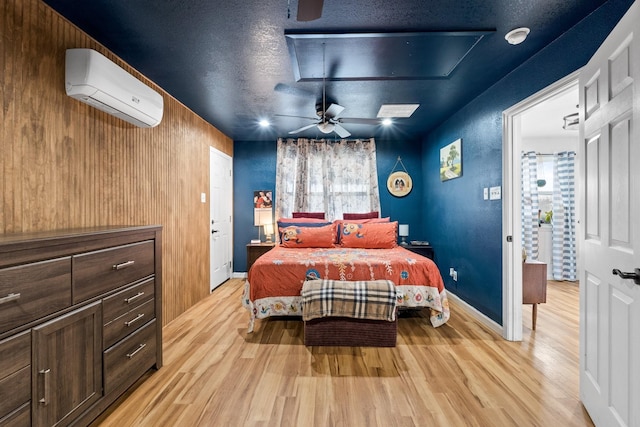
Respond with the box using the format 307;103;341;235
501;69;580;341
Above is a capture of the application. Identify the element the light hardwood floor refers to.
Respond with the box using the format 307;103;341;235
92;279;593;427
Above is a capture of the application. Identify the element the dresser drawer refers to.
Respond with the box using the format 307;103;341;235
104;319;157;395
104;299;155;350
0;259;71;334
103;277;155;324
0;402;30;427
72;240;155;304
0;332;30;422
0;366;30;421
0;331;30;379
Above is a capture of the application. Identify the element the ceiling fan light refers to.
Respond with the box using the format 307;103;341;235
317;122;335;134
505;27;530;45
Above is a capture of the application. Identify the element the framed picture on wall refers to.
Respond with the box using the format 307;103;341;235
440;138;462;181
253;190;272;208
387;171;412;197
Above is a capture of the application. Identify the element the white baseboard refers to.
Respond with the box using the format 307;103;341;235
447;290;504;337
232;272;247;279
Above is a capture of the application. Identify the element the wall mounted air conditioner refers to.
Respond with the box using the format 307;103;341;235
65;48;163;128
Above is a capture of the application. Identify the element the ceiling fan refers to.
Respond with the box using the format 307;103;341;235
276;45;380;138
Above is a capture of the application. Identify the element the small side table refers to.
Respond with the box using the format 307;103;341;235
402;244;434;260
522;260;547;330
246;242;275;272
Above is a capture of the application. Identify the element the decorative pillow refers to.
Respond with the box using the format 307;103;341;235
333;217;390;243
292;212;326;219
280;223;336;248
277;220;332;243
340;221;398;249
343;211;379;220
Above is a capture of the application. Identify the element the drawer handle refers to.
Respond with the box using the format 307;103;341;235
125;313;145;327
126;343;147;359
39;368;51;405
113;260;135;270
125;291;145;304
0;292;21;304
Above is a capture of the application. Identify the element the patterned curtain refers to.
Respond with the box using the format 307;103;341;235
521;151;539;259
551;151;577;281
275;138;381;221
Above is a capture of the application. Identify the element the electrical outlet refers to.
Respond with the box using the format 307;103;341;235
452;270;458;281
200;192;207;203
449;267;455;276
489;186;501;200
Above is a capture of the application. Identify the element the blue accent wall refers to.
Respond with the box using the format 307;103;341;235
421;0;634;324
233;138;423;272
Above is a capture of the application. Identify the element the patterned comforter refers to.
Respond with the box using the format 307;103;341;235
242;246;450;332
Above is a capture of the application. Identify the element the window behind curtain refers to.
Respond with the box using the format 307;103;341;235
275;138;381;221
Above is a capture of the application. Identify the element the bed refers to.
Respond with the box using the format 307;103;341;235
242;230;450;333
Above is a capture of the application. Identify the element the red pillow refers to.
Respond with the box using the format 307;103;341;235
278;217;328;223
343;211;379;220
340;221;398;249
280;223;337;248
292;212;326;219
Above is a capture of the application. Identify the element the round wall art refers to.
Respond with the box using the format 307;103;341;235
387;171;412;197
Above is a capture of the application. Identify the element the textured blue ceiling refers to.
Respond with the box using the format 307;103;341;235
43;0;615;141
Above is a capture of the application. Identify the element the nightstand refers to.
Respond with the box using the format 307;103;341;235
246;242;275;271
402;244;434;260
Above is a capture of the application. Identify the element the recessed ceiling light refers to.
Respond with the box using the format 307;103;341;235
259;119;270;127
381;118;393;126
377;104;419;118
505;27;530;45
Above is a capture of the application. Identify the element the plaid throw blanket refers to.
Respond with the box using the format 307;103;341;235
301;279;397;322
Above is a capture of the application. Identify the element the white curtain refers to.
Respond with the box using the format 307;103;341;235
275;138;381;221
521;151;539;259
551;151;577;281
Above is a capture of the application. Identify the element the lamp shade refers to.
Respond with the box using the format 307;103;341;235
254;208;273;226
399;224;409;237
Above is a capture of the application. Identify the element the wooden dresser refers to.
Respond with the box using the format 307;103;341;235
0;226;162;427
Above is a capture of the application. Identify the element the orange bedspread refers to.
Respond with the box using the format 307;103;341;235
244;246;449;329
248;246;445;300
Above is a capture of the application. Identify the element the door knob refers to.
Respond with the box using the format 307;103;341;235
612;268;640;285
211;229;219;234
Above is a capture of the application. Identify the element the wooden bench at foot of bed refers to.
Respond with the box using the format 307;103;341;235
301;279;398;347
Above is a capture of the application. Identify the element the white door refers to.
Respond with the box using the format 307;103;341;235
210;147;232;291
579;2;640;426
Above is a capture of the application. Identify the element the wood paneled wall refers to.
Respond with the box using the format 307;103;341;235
1;0;233;325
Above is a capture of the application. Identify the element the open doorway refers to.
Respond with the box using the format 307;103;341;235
502;70;580;341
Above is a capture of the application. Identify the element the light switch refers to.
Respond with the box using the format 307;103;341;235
201;192;207;203
489;186;501;200
483;188;489;200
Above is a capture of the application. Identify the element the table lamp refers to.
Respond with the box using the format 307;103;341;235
399;224;409;245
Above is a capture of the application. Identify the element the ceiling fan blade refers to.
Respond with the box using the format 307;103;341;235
289;123;319;134
297;0;323;21
333;124;351;138
339;117;381;125
325;103;345;119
